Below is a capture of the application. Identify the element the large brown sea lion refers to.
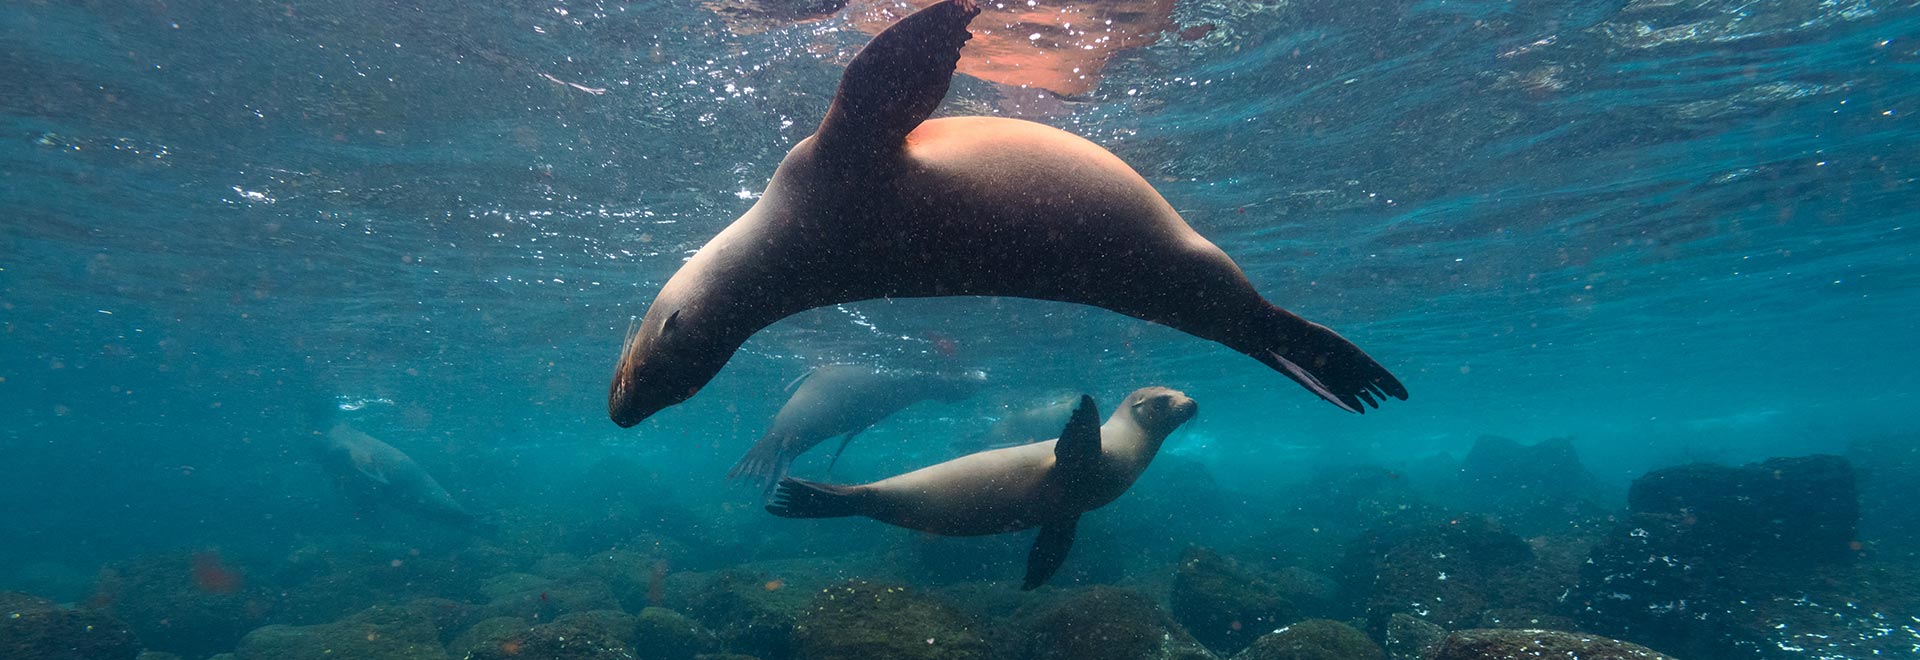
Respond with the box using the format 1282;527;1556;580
767;386;1197;588
608;0;1405;428
729;363;988;491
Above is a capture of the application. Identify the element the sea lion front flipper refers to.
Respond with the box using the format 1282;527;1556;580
1022;515;1079;590
1256;311;1409;413
822;428;867;475
1053;395;1102;479
815;0;981;159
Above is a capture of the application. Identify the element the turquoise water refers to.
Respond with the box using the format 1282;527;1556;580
3;0;1918;658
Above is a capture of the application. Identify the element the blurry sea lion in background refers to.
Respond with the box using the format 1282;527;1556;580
310;423;488;532
730;364;988;491
767;386;1198;589
607;0;1405;429
953;393;1081;453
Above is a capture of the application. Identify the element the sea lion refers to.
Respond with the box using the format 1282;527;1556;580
767;386;1197;589
607;0;1405;428
954;393;1082;453
310;423;486;531
730;363;988;490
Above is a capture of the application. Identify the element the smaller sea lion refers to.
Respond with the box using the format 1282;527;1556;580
731;364;987;491
310;423;487;532
767;386;1197;589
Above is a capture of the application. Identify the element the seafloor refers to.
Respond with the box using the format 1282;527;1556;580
4;435;1916;660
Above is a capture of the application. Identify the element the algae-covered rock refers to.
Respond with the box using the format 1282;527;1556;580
1171;547;1296;656
1337;511;1542;637
92;552;277;658
447;616;526;659
135;653;183;660
464;610;637;660
1427;629;1675;660
1383;614;1444;660
475;573;620;621
1229;619;1381;660
683;570;811;659
793;580;988;660
1026;586;1214;660
635;607;719;660
1;591;141;660
234;604;446;660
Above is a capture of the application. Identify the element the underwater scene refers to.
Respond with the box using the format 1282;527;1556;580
3;0;1919;658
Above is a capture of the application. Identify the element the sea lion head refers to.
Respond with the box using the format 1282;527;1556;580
1118;386;1198;436
609;305;724;427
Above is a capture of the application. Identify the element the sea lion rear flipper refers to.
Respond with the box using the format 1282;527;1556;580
729;433;793;494
1053;395;1102;478
815;0;981;158
1257;311;1409;413
1022;516;1079;590
822;428;867;475
766;477;866;518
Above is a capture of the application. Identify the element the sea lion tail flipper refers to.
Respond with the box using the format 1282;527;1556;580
1053;395;1102;478
822;428;867;475
1022;516;1080;590
729;435;792;492
1257;311;1409;413
766;477;867;518
815;0;981;156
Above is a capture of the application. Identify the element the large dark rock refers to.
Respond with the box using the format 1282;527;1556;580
792;580;988;660
91;552;277;658
1228;619;1380;660
681;569;812;660
1024;587;1214;660
1170;547;1297;655
1427;629;1674;660
634;607;720;660
1338;512;1561;637
0;591;140;660
1627;455;1857;565
1456;437;1606;534
463;610;637;660
234;604;446;660
1570;455;1866;659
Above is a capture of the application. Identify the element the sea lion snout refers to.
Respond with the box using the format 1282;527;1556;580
1125;386;1198;431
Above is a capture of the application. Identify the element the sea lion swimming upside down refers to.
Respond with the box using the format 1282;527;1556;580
607;0;1406;428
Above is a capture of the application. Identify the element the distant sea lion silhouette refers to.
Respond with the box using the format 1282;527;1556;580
730;363;987;491
607;0;1405;428
311;423;486;531
767;386;1197;589
952;393;1081;454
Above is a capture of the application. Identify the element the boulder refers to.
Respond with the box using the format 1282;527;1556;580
1456;437;1606;534
1627;455;1857;565
463;610;637;660
792;580;988;660
634;607;720;660
90;552;277;659
1170;547;1296;655
1427;629;1674;660
1383;614;1443;660
0;591;141;660
1025;586;1214;660
233;604;446;660
1229;619;1381;660
1337;512;1551;637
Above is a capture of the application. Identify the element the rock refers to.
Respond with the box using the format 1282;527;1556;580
694;655;761;660
447;617;526;660
682;570;812;660
1456;437;1606;534
1170;547;1296;655
792;580;988;660
135;653;183;660
1478;609;1576;631
1383;614;1443;660
464;610;637;660
634;607;719;660
405;598;478;644
91;552;277;658
1427;629;1675;660
0;591;141;660
1627;455;1857;565
234;604;446;660
1570;455;1865;658
1025;586;1214;660
475;573;621;621
1849;434;1920;550
1229;619;1381;660
1336;512;1543;637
